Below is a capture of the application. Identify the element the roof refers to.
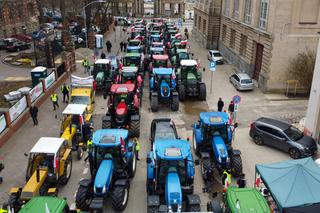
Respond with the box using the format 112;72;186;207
236;72;252;80
151;34;161;37
256;117;290;131
180;60;197;66
256;157;320;209
30;137;64;154
150;47;164;52
95;59;111;64
127;46;141;50
153;68;173;75
62;104;87;115
152;54;169;60
122;66;138;73
209;50;221;53
19;196;67;213
226;187;270;213
93;129;129;147
31;66;47;72
200;112;229;126
152;42;163;45
154;139;190;160
176;49;188;53
110;84;135;93
125;52;141;57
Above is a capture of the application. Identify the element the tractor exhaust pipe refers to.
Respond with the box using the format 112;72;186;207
36;166;40;183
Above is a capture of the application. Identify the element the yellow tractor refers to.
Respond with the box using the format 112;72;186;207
70;74;95;114
6;137;72;212
60;104;93;160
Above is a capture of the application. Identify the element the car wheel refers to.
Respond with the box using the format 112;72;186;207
289;148;301;159
254;135;264;145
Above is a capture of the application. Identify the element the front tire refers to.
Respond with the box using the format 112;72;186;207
60;155;72;185
111;186;129;211
188;204;201;212
128;148;137;178
254;135;264;145
193;133;199;156
150;95;158;112
75;185;92;211
147;206;158;213
201;157;212;181
129;118;140;138
102;116;112;129
199;83;206;101
171;95;179;111
178;84;186;101
231;154;242;177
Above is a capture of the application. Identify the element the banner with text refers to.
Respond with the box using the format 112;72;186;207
0;114;6;133
29;82;43;103
9;96;27;122
44;72;56;89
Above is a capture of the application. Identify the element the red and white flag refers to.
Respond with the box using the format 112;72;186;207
120;136;126;154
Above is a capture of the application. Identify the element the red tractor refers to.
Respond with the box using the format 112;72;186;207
102;84;140;137
115;66;143;97
148;54;172;75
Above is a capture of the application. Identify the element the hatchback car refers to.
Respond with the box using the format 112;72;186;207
207;50;224;64
229;72;254;91
249;117;317;159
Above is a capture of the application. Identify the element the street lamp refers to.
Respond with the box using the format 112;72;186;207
83;0;106;55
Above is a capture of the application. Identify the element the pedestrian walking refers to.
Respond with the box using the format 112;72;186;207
133;137;140;160
217;97;224;112
61;83;70;103
29;105;39;126
82;58;89;73
106;40;112;53
100;52;106;59
51;92;59;111
123;41;128;52
120;41;124;52
228;101;235;123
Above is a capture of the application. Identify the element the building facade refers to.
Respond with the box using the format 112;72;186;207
219;0;320;92
192;0;221;49
0;0;39;38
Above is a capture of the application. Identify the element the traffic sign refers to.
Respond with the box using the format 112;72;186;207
234;104;239;112
209;61;216;72
232;95;241;104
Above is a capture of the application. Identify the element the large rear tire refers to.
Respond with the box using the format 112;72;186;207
7;194;20;213
231;154;242;177
192;133;200;156
129;118;140;138
147;206;158;213
150;95;158;112
102;116;112;129
178;84;186;101
60;155;72;185
171;95;179;111
75;185;92;211
201;157;212;181
111;185;129;211
199;83;206;101
188;204;201;212
128;148;137;178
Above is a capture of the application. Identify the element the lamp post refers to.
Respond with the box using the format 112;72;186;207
83;0;106;55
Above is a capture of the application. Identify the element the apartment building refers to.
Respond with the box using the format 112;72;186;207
219;0;320;92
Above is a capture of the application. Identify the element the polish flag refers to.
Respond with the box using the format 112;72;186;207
120;137;126;154
255;174;261;187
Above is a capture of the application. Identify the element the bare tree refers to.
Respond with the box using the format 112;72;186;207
35;0;45;24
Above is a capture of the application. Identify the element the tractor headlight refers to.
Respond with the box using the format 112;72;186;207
102;185;106;194
226;157;230;163
93;187;96;194
218;156;222;163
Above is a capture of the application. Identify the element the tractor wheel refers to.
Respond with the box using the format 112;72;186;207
147;206;158;213
102;116;112;129
199;83;206;101
60;155;72;185
39;181;49;196
7;194;19;212
150;95;159;112
111;185;129;211
171;95;179;111
178;85;186;101
193;133;200;156
76;185;92;211
77;148;84;160
200;157;212;181
188;204;201;212
254;135;264;145
231;154;242;178
289;148;301;159
207;200;222;213
128;148;137;178
129;118;140;138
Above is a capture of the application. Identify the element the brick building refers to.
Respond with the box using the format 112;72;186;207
192;0;221;49
219;0;320;92
0;0;39;38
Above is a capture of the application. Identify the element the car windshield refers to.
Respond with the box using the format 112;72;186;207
212;52;222;57
154;122;176;140
71;96;90;105
159;160;186;184
284;126;304;141
241;79;252;84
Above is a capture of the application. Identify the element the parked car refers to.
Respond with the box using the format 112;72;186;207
207;50;224;64
249;117;318;159
7;41;30;52
10;34;32;43
229;72;254;91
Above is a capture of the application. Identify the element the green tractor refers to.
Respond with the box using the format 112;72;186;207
171;49;192;68
207;187;270;213
122;53;144;77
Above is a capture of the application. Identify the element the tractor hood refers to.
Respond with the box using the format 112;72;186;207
160;81;170;98
165;171;182;211
212;135;229;164
94;159;113;195
116;101;128;116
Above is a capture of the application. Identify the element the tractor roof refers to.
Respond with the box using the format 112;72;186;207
154;139;190;160
150;47;164;52
30;137;64;154
226;187;270;213
180;60;197;67
151;34;161;37
62;104;87;115
122;66;138;73
152;54;168;60
152;42;163;45
176;49;188;53
93;129;129;147
19;196;67;213
127;46;141;50
200;111;229;126
129;39;141;43
110;84;135;93
153;68;173;75
125;52;141;57
95;59;110;64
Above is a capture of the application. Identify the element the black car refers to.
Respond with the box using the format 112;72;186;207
7;41;30;52
249;117;317;159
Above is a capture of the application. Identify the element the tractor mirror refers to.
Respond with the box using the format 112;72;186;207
203;68;206;72
146;157;152;164
194;159;200;165
24;153;28;157
234;122;238;128
128;146;133;152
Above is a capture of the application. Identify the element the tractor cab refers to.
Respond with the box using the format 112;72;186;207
150;68;175;92
128;39;141;47
171;49;191;67
122;53;144;76
149;55;171;73
151;41;164;48
146;139;201;212
150;34;162;44
117;67;143;95
92;59;112;91
150;47;164;58
175;40;188;50
127;46;142;54
150;30;161;37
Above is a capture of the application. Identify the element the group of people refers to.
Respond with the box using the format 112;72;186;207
119;40;128;52
217;97;236;123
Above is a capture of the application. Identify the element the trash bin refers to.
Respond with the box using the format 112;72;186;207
95;34;104;49
31;66;47;87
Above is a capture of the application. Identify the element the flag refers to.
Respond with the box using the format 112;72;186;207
255;174;261;187
45;203;50;213
120;137;126;154
224;175;229;189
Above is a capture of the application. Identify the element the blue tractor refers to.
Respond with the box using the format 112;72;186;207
192;112;242;186
75;129;137;212
149;68;179;112
146;139;201;212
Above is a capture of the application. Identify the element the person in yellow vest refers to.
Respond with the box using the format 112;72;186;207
222;169;232;191
82;59;89;74
61;83;70;103
50;92;59;110
0;208;8;213
133;137;140;161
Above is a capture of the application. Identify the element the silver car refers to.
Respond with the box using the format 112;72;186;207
229;73;254;91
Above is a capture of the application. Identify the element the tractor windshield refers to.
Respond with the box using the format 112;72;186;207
151;37;161;43
156;75;171;84
26;153;55;179
71;96;90;105
94;146;122;167
114;93;131;106
187;72;197;80
129;40;140;46
123;57;140;66
206;125;228;143
154;60;167;68
178;52;189;60
93;64;110;77
158;160;186;184
127;48;140;54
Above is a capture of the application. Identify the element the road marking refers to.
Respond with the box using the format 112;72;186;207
74;191;77;199
83;167;89;174
70;203;76;209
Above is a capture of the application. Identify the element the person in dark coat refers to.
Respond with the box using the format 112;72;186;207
101;52;106;59
217;97;224;112
123;41;128;52
61;83;70;103
120;41;124;52
29;105;38;126
228;101;235;123
106;40;112;53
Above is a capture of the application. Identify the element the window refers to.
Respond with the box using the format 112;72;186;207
270;129;285;139
198;16;201;31
203;19;207;33
28;3;34;16
244;0;252;24
259;0;269;29
222;25;227;42
256;125;273;134
233;0;239;19
230;29;236;49
240;35;247;56
299;0;320;24
194;14;197;27
225;0;230;16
